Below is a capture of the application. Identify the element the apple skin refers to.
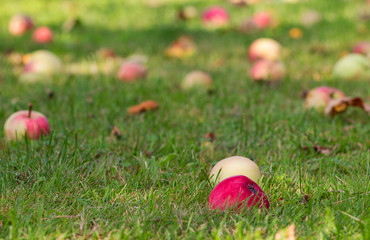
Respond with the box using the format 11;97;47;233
182;70;212;89
208;175;270;212
117;61;147;82
202;6;229;29
248;38;282;62
250;60;286;82
332;54;370;80
210;156;261;184
32;26;53;43
304;86;346;113
8;14;34;36
4;110;50;141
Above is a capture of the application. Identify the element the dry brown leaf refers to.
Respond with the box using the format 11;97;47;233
204;132;216;142
325;97;369;117
128;100;159;115
275;224;296;240
302;145;335;155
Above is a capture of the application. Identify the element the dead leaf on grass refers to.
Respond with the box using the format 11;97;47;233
325;97;370;117
110;126;123;140
128;100;159;115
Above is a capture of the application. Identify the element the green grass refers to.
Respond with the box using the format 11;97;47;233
0;0;369;239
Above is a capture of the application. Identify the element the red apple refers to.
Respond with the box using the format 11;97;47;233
202;6;229;29
208;175;270;213
304;86;346;113
117;61;147;82
250;60;286;82
252;11;273;29
352;41;370;56
182;70;212;89
4;104;50;141
32;26;53;43
248;38;282;62
8;14;34;36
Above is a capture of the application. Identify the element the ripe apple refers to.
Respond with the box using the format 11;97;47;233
301;10;322;27
250;60;286;82
20;50;62;83
32;26;53;43
332;54;370;80
208;175;270;212
304;86;346;113
182;70;212;90
210;156;261;184
252;11;273;29
352;41;370;57
248;38;282;62
4;104;50;141
202;6;229;29
8;14;34;36
117;61;147;82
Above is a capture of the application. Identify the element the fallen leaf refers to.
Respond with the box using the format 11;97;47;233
165;36;196;59
204;132;216;142
128;100;159;115
275;224;295;240
325;97;369;117
110;126;123;140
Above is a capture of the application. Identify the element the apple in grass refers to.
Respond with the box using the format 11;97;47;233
32;26;53;43
248;38;282;62
332;54;370;80
8;14;34;36
181;70;212;90
4;103;50;141
209;156;261;184
208;175;270;212
352;41;370;57
202;6;229;29
250;60;286;82
304;86;346;113
117;61;147;82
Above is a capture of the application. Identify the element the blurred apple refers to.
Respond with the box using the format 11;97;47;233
20;50;62;83
209;156;261;184
248;38;282;61
301;10;322;27
352;41;370;57
4;104;50;141
304;86;346;113
202;6;229;29
32;26;53;43
8;14;34;36
332;54;370;80
165;36;196;58
177;6;198;20
117;61;147;82
182;70;212;90
250;60;286;82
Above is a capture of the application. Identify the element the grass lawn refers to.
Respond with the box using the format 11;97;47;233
0;0;369;239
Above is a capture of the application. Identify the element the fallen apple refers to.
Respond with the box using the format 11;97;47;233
208;175;270;212
182;70;212;90
248;38;282;62
117;61;147;82
8;14;34;36
252;11;274;29
32;26;53;43
301;10;322;27
352;41;370;57
177;6;198;21
20;50;62;83
202;6;229;29
4;103;50;141
210;156;261;184
332;53;370;80
165;36;196;59
250;60;286;82
304;86;346;113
